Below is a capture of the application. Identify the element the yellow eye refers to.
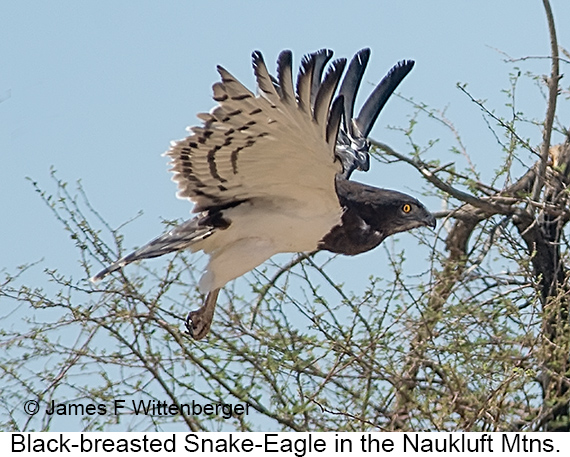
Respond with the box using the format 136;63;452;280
402;204;412;213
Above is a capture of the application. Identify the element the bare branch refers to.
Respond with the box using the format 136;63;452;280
371;140;523;216
531;0;561;202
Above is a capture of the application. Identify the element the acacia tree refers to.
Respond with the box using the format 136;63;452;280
1;0;568;432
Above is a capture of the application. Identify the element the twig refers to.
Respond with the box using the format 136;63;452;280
371;140;520;216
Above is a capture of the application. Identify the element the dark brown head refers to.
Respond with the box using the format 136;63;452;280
357;186;436;237
319;178;436;256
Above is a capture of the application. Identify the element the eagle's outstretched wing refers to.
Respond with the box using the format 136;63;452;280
92;50;349;285
167;50;346;214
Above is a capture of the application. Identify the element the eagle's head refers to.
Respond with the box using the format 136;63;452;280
366;188;436;236
319;178;436;256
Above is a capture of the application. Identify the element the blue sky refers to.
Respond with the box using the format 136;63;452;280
2;1;569;296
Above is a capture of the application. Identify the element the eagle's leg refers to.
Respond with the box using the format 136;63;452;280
185;289;220;340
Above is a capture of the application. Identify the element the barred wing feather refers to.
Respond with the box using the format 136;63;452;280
166;51;347;214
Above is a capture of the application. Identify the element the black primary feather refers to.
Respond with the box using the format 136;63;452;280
252;51;279;100
354;59;415;138
326;95;344;147
313;58;346;132
276;50;295;104
338;48;370;135
309;49;334;109
296;52;315;114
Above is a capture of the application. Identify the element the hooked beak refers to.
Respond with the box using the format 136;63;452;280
425;212;437;229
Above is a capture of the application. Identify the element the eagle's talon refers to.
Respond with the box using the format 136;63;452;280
185;309;210;340
184;289;219;340
184;312;195;337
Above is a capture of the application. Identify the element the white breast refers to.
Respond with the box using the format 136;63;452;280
193;193;342;292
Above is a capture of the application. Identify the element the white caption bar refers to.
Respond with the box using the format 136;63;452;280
3;432;568;456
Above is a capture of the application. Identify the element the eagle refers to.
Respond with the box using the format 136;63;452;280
92;48;436;339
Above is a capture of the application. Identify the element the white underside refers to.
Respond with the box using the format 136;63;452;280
193;195;342;293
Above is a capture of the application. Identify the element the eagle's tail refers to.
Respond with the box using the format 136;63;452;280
90;218;214;282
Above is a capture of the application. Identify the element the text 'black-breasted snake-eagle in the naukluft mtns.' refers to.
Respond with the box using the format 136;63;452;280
92;48;436;340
